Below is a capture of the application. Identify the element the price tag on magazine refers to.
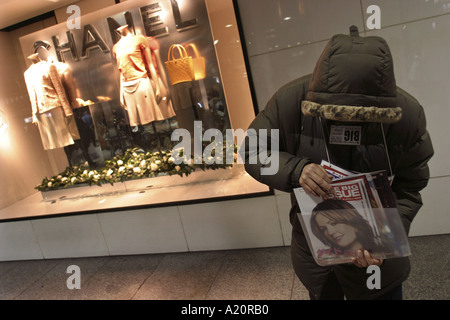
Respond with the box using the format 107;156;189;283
329;125;361;145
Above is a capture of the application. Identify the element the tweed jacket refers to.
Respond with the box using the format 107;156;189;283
24;60;73;123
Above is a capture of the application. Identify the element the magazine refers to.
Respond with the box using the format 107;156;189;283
294;164;411;266
320;160;355;180
321;160;395;185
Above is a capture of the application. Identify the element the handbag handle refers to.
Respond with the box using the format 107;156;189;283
184;43;201;58
167;44;189;61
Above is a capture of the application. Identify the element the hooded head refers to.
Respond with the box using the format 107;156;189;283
302;26;402;123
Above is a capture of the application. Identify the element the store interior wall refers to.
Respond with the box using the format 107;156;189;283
0;18;68;210
236;0;450;235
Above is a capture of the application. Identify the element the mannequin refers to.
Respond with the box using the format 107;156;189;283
24;53;79;150
28;52;41;64
112;25;175;127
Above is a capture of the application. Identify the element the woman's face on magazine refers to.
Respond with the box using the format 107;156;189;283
315;213;357;249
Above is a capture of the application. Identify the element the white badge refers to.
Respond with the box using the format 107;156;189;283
329;125;362;145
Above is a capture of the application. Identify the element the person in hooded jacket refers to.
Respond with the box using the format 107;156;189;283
243;27;433;300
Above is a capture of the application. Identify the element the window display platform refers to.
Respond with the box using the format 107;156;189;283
0;165;270;222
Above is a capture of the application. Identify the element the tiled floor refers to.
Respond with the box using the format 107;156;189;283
0;234;448;300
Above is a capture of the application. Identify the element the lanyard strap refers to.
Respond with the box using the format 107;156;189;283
380;123;393;177
319;117;331;164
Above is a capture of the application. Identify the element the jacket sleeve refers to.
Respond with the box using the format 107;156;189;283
24;70;39;124
49;63;73;117
242;83;312;192
391;100;434;234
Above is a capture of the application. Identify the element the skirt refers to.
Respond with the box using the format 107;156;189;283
121;76;176;126
37;107;79;150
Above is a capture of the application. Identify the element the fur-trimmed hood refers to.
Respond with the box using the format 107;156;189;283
302;27;402;123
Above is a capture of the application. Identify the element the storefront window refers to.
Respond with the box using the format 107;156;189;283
0;0;270;220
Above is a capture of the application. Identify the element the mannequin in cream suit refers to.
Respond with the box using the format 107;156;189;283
24;53;79;150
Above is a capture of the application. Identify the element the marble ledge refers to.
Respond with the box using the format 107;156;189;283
0;166;271;222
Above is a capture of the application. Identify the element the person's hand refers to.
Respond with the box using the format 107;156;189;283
352;250;383;268
299;163;333;197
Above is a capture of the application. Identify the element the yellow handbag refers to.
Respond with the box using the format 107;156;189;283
184;43;206;80
164;44;194;85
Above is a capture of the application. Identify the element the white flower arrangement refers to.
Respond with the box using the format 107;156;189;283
36;145;238;192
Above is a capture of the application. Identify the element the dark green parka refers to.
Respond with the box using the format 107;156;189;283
244;32;434;299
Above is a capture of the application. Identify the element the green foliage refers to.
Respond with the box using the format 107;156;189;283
36;145;237;192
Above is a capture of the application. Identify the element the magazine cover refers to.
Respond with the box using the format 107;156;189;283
294;170;411;266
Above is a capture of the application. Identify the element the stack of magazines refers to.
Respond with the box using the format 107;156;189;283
293;161;411;266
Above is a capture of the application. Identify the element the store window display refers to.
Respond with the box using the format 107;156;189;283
15;0;244;201
0;0;274;245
